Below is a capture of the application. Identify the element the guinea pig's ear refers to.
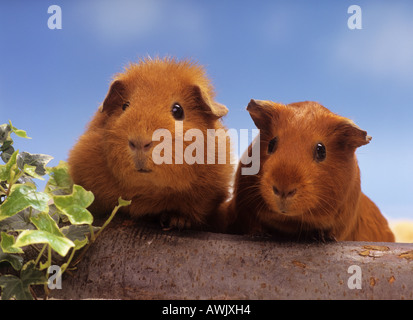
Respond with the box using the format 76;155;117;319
191;85;228;118
99;80;128;114
334;121;372;149
246;99;278;132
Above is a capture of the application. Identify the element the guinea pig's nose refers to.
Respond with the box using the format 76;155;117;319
129;138;153;153
273;186;297;199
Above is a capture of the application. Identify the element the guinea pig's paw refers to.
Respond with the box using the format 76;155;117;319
160;212;192;231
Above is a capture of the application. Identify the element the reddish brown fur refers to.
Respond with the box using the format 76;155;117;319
68;58;233;229
226;99;395;242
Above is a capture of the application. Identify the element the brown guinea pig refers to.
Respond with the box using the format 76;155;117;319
226;99;395;242
68;57;233;230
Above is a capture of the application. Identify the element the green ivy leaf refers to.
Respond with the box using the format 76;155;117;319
0;208;37;232
0;275;33;300
0;247;23;271
8;120;31;140
0;124;12;145
118;197;132;207
0;260;46;300
46;161;73;193
0;144;15;164
30;212;63;237
13;230;74;257
23;164;45;181
0;275;32;300
53;185;94;225
0;232;23;254
60;224;99;242
0;185;50;222
73;237;89;250
17;152;53;177
0;149;19;182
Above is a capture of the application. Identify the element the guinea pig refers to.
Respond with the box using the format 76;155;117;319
68;57;234;230
226;99;395;242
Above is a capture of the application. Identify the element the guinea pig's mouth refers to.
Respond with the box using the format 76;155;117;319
272;201;303;217
274;208;303;218
131;156;153;173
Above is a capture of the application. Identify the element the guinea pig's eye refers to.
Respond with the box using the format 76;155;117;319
171;103;184;120
267;137;278;154
122;101;130;111
314;143;327;162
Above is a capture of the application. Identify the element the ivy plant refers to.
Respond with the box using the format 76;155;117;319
0;121;130;299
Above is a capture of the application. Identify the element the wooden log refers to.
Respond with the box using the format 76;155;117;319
50;218;413;300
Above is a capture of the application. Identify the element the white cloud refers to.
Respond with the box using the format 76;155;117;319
334;3;413;81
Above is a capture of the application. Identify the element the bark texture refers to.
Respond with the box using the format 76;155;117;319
50;218;413;300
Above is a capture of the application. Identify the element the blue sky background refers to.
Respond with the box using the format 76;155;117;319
1;0;412;221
